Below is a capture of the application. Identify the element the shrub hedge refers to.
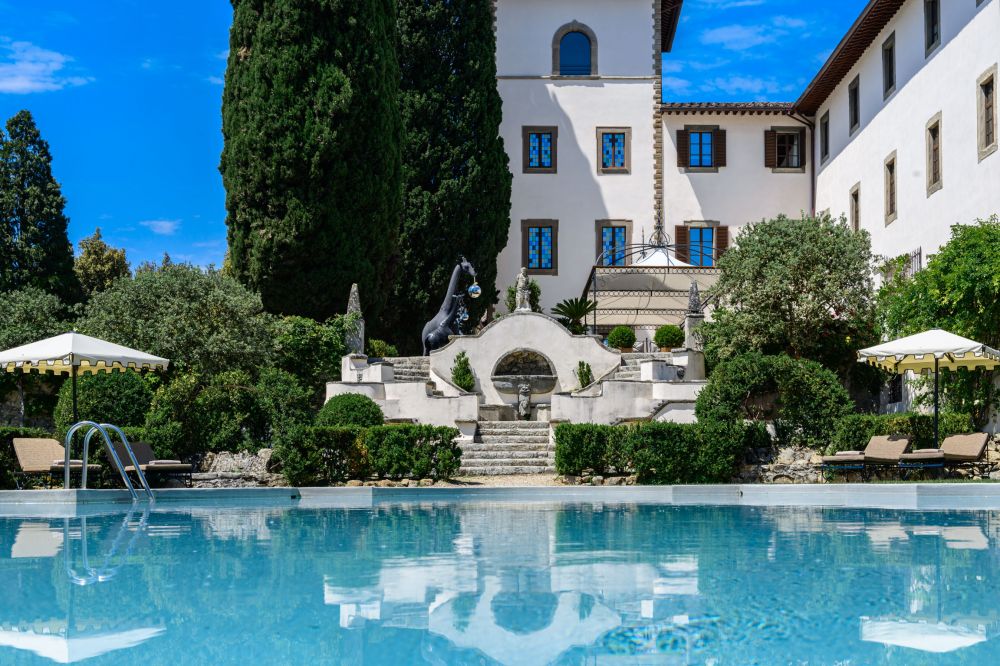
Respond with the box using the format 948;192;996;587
829;412;975;455
695;352;852;449
275;424;461;485
554;421;768;484
53;371;154;435
317;393;385;428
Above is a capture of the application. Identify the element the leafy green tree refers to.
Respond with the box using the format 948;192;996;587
54;371;154;434
272;314;357;401
703;214;877;380
0;110;80;302
221;0;403;330
878;217;1000;425
77;263;275;377
0;287;68;425
389;0;512;350
75;227;130;296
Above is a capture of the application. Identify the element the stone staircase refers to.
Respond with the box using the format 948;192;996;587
459;421;554;475
614;352;673;380
383;356;431;383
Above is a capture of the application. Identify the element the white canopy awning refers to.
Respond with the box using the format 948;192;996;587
0;332;169;375
857;329;1000;374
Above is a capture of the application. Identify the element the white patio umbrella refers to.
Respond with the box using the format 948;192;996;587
857;329;1000;446
0;331;169;422
861;619;987;653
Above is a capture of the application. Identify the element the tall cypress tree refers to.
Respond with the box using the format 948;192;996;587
221;0;403;327
391;0;512;351
0;110;81;302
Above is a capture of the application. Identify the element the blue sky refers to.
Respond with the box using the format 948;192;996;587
0;0;869;268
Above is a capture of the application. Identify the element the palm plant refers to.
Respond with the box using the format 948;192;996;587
551;298;598;334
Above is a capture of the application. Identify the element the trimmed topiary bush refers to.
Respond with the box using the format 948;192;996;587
367;339;399;358
607;326;636;350
317;393;385;428
575;361;594;388
654;324;684;350
451;351;475;392
54;371;154;435
695;352;852;449
273;424;461;485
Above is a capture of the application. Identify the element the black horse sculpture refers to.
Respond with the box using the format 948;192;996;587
422;257;476;355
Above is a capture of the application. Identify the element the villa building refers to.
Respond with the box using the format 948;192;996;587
492;0;999;319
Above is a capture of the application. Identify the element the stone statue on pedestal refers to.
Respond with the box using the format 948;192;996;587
517;383;532;420
346;283;365;355
515;267;531;312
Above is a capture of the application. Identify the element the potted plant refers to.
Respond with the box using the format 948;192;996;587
607;326;636;353
653;324;684;351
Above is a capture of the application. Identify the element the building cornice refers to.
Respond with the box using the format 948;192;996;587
661;0;683;53
661;102;794;116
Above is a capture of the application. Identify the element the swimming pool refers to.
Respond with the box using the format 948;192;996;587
2;494;999;664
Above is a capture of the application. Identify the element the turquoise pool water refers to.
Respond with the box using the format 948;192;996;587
1;501;999;664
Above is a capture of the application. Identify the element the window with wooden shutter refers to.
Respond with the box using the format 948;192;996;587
764;130;777;168
714;129;727;167
715;226;730;261
674;225;689;263
676;129;689;168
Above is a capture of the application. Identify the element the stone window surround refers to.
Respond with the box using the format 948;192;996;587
884;150;898;226
594;219;633;266
820;111;830;164
520;219;559;276
596;127;632;175
978;64;998;162
551;21;598;77
682;124;719;173
848;75;861;136
521;126;558;174
849;182;861;232
770;125;806;173
882;32;896;100
925;111;943;197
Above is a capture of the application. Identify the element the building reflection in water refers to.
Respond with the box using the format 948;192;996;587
1;503;1000;664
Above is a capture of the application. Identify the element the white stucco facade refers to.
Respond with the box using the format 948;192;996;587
494;0;659;312
662;112;812;238
813;0;1000;262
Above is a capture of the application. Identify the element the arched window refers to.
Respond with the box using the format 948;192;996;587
559;32;591;75
552;21;598;76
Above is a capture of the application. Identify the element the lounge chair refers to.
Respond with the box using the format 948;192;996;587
821;435;911;477
104;440;192;487
899;432;990;475
11;438;101;490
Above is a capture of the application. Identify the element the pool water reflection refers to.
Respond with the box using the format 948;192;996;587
2;503;1000;664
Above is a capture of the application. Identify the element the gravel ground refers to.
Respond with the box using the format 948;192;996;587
437;474;564;487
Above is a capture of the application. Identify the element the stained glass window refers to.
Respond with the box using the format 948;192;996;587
601;226;627;266
602;133;626;169
527;226;554;270
528;132;553;169
689;227;715;267
689;132;713;167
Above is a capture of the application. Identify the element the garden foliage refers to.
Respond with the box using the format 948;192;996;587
504;279;542;313
316;393;385;428
53;371;155;435
576;361;594;388
695;352;852;449
607;326;636;350
221;0;402;329
654;325;684;350
275;424;461;485
451;351;475;392
554;421;768;484
272;314;356;400
829;412;975;455
74;228;130;297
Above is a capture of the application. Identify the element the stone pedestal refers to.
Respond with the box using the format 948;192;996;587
684;312;705;350
639;359;681;381
341;354;369;383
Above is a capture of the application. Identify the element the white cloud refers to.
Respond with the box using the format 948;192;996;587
206;75;224;85
664;76;693;95
694;0;765;8
701;75;780;95
217;49;230;60
773;16;808;29
0;39;92;94
700;24;774;51
140;219;181;235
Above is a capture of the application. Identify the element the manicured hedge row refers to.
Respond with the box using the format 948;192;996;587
0;427;51;489
829;412;975;455
275;424;461;486
554;421;769;484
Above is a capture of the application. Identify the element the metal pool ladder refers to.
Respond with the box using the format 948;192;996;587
64;421;154;501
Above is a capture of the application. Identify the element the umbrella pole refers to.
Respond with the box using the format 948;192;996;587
72;365;78;423
934;356;940;448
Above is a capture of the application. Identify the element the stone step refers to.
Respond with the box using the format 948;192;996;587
477;434;550;444
459;450;552;461
463;440;553;451
459;465;556;476
477;421;549;430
